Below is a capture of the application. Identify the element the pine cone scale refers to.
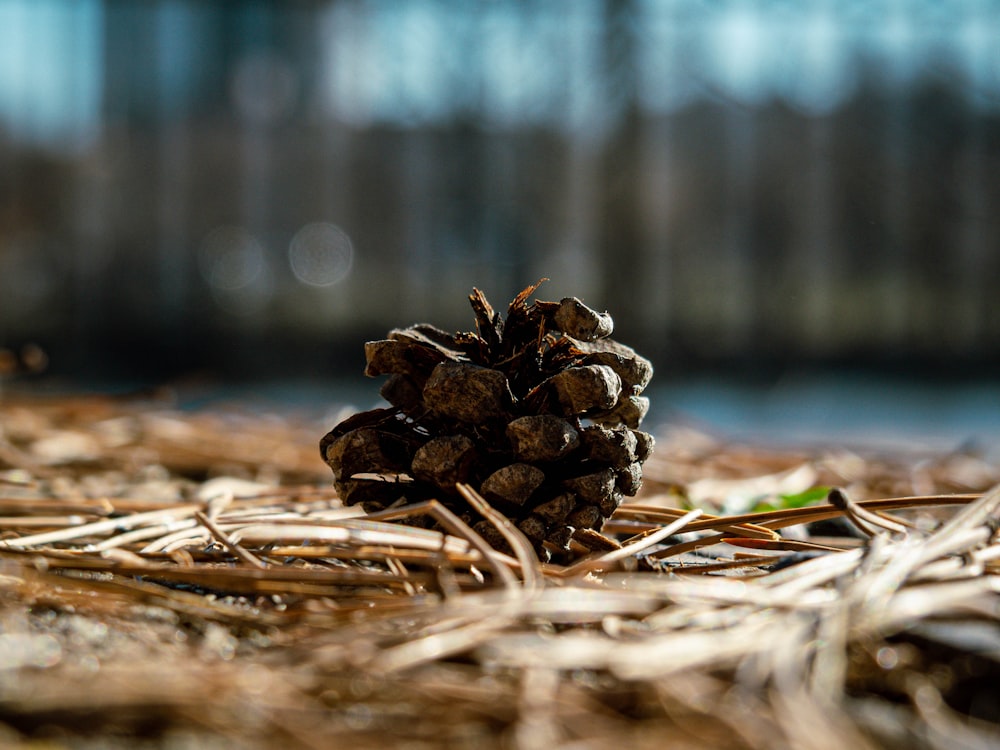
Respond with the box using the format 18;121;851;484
506;415;580;462
423;362;514;423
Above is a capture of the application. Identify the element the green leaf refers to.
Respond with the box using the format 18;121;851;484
751;486;830;513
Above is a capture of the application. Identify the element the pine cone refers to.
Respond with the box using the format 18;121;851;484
320;280;654;558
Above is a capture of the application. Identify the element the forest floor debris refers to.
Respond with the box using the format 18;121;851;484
0;391;998;749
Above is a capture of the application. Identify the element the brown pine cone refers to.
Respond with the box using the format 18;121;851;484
320;280;654;559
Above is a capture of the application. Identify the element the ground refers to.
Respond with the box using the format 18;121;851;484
0;391;998;749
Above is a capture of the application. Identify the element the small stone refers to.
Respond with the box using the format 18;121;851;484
506;415;580;462
480;463;545;507
423;362;514;422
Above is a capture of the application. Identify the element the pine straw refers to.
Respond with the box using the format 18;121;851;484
1;393;999;749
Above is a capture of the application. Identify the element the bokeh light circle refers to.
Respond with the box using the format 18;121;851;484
199;225;265;291
288;222;354;287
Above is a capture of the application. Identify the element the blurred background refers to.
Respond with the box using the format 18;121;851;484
1;0;999;442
